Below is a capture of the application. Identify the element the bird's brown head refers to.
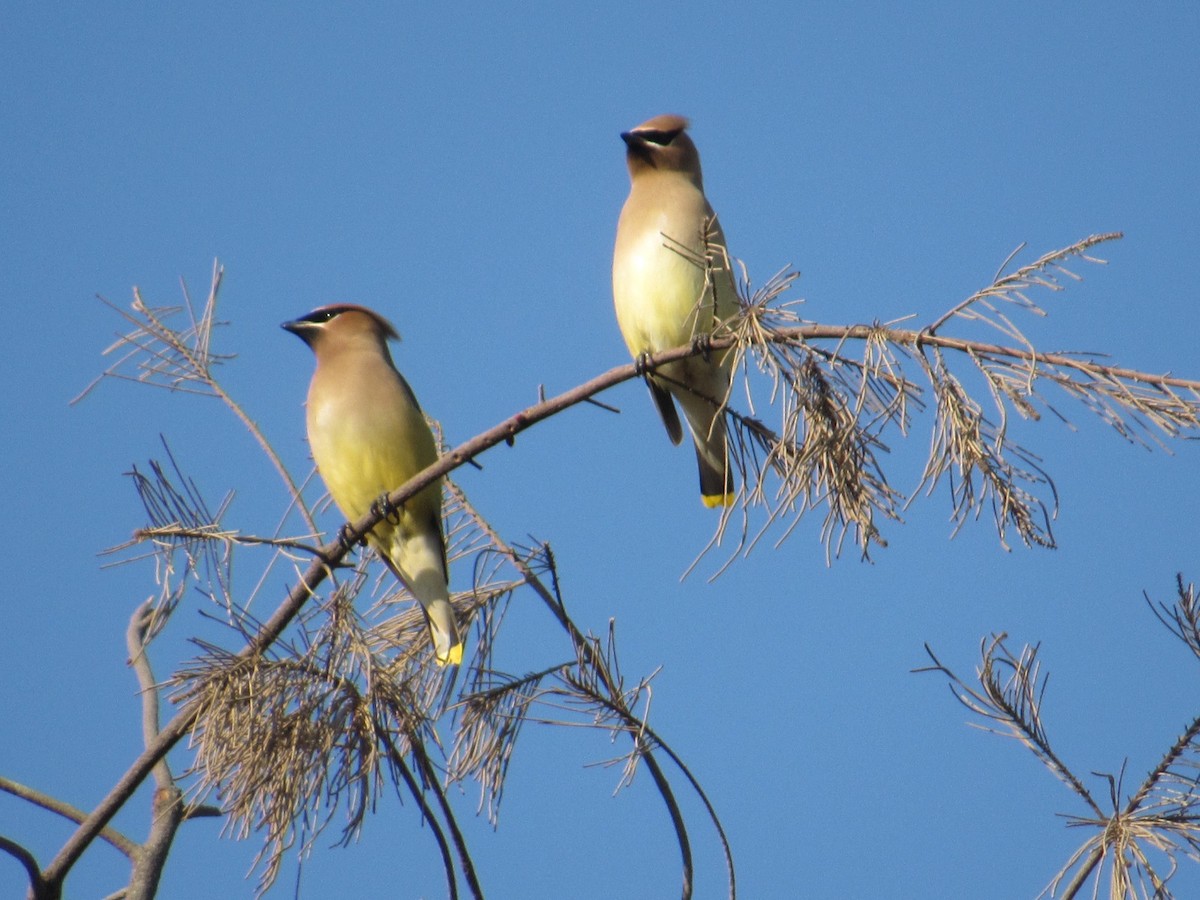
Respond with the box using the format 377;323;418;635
282;304;400;355
620;114;703;187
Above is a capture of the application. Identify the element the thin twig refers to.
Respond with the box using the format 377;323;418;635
0;777;136;858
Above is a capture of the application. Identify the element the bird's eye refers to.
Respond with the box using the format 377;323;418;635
305;307;345;324
637;128;682;146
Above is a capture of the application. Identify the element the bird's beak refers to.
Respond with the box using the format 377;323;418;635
621;130;655;165
281;318;316;346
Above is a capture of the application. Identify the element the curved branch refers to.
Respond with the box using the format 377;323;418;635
124;601;184;900
379;732;461;900
632;725;734;898
47;302;1200;890
409;738;484;900
39;551;340;888
126;602;167;773
0;778;135;859
0;835;45;897
451;495;710;897
640;749;694;900
43;427;518;889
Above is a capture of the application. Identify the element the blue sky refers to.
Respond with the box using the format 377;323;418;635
3;3;1200;898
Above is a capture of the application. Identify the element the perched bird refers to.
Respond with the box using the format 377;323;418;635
612;114;738;507
283;304;463;666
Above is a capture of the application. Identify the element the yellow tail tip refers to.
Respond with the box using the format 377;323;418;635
702;492;735;509
435;642;465;667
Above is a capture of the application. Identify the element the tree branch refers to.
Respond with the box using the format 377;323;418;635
0;777;135;859
449;498;711;899
123;601;184;900
52;236;1200;893
0;835;46;898
55;307;1200;885
409;738;484;900
379;732;463;900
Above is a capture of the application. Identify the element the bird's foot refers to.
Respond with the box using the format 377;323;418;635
371;493;402;526
335;523;364;556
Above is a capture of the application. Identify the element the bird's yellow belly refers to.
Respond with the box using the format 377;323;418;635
613;233;708;357
307;404;436;531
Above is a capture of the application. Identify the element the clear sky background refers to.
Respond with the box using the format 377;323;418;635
3;3;1200;898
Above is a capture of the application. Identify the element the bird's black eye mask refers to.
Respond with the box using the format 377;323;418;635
302;306;353;324
635;128;683;147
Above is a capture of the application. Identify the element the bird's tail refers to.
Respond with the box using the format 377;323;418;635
422;594;463;667
692;418;735;508
385;531;464;666
671;363;736;508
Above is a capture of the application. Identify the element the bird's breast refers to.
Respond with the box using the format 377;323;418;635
306;390;440;527
613;208;713;356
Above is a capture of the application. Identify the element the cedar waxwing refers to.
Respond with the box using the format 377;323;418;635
612;114;738;507
283;304;463;666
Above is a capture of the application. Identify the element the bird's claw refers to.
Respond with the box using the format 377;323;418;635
371;494;401;526
335;523;364;555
